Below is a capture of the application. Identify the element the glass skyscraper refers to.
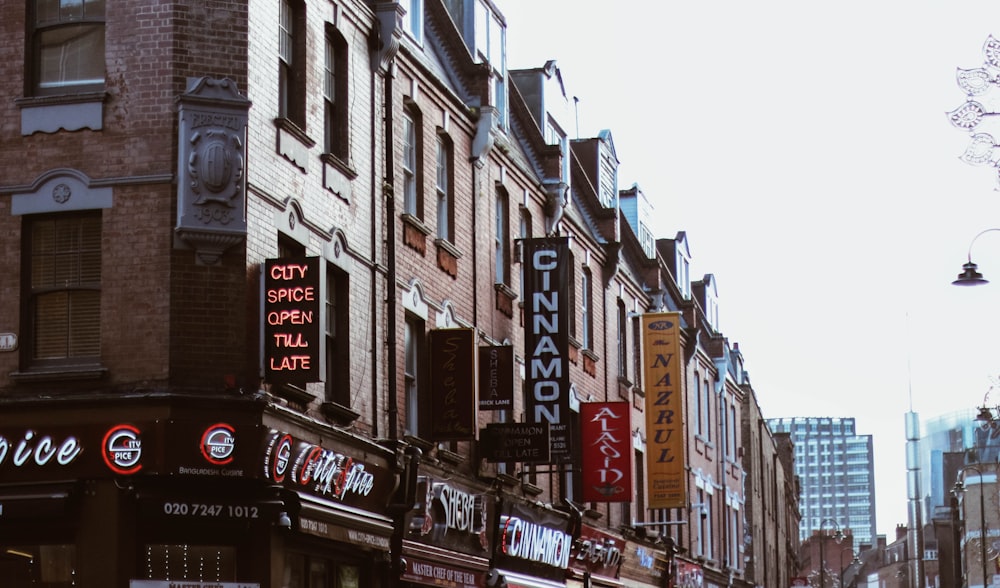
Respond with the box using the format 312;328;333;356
767;417;877;547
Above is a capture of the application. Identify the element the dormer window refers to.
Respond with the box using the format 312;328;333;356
473;0;506;129
676;245;691;300
402;0;423;44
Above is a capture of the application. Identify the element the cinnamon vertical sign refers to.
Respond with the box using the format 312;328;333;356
522;237;573;462
642;312;686;508
580;401;632;503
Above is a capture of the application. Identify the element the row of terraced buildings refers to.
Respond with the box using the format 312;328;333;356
0;1;800;587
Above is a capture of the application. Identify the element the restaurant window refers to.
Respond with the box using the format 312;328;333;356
140;545;236;583
23;212;101;369
284;552;360;588
0;544;76;588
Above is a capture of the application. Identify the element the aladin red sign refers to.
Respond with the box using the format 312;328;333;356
580;402;632;503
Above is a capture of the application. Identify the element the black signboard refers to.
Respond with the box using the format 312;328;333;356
478;345;513;411
429;328;476;440
264;256;324;385
521;238;573;461
479;423;550;463
493;500;574;581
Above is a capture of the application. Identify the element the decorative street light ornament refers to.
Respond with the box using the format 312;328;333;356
957;68;994;97
960;133;997;166
949;36;1000;191
948;101;988;131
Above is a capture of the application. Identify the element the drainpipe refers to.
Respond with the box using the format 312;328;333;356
372;4;404;587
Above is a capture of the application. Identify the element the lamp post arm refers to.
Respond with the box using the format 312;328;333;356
966;228;1000;263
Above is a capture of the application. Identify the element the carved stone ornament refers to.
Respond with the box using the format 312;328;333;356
175;77;252;265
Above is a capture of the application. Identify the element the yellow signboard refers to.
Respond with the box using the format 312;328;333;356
642;312;686;509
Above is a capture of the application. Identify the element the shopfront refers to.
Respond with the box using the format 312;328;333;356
566;525;624;588
618;538;666;588
491;499;574;588
399;475;493;588
0;400;397;588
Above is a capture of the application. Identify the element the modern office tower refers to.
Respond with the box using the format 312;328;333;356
919;409;982;521
767;417;878;546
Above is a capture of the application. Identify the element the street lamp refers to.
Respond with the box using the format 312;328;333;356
839;548;860;588
819;518;844;588
954;464;990;588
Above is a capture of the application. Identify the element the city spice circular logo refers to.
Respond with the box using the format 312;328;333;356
102;424;143;475
273;434;293;483
200;423;236;465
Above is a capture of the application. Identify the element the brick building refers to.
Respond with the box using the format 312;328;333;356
0;1;797;587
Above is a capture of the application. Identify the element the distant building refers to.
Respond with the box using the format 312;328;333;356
918;409;983;521
767;417;877;546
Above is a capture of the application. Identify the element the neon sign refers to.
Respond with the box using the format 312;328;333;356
264;257;323;384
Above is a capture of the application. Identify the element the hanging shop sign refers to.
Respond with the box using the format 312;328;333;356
263;256;325;385
406;477;492;553
580;402;632;503
522;237;573;462
260;429;393;510
641;313;686;509
568;525;624;581
429;328;477;440
494;500;574;582
479;422;550;463
479;345;513;411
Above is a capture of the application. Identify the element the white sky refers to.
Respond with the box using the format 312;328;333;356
501;0;1000;537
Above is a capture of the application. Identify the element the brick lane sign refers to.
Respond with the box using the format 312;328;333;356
263;257;324;385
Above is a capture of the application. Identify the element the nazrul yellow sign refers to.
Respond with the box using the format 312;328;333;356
642;312;686;509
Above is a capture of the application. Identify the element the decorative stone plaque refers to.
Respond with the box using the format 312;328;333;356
175;77;251;265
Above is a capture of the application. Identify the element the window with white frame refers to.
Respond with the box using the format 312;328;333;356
29;0;106;96
279;0;306;128
404;313;424;437
401;0;422;43
581;268;593;350
494;187;509;285
472;0;506;129
325;264;350;407
617;300;627;380
402;107;421;218
435;134;453;242
324;25;349;160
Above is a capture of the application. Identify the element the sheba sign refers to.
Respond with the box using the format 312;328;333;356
263;257;324;384
521;238;573;462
